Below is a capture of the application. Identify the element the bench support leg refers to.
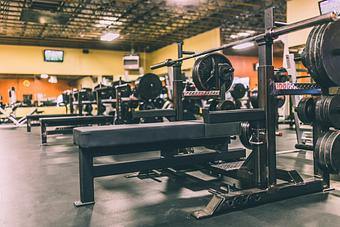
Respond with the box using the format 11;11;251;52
74;148;95;207
27;119;31;132
41;123;47;145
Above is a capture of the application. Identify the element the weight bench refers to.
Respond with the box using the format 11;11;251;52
27;114;78;132
40;115;114;145
73;120;244;207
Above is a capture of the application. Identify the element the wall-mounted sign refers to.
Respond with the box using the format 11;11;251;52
23;80;30;87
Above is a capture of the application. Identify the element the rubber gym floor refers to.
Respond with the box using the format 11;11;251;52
1;126;340;227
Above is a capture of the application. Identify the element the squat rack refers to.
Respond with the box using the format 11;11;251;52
151;8;338;218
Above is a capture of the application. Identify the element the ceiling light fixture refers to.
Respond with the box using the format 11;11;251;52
48;76;58;84
100;32;120;42
40;73;49;79
232;42;255;50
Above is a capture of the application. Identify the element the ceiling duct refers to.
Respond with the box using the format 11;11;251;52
30;0;63;11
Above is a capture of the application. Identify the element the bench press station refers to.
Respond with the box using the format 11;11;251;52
73;9;339;218
26;113;78;132
40;115;114;144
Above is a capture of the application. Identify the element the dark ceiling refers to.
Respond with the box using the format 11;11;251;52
0;0;287;52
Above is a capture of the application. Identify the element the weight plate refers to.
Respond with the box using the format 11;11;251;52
324;130;337;173
230;83;247;99
303;26;318;71
240;122;252;149
329;131;340;173
315;24;331;87
315;97;324;123
136;73;162;100
140;100;155;110
235;99;242;109
316;131;332;169
297;97;315;124
192;53;234;91
276;96;286;108
312;24;332;87
208;99;219;111
307;26;321;81
250;90;258;108
217;100;236;110
326;95;340;128
154;97;165;109
320;22;340;87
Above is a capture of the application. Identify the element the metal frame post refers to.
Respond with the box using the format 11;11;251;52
256;7;277;186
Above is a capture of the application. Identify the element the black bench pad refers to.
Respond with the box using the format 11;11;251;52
40;115;113;127
27;114;78;120
73;121;240;148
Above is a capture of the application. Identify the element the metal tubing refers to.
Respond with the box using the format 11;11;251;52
150;12;337;70
271;11;338;37
172;63;184;121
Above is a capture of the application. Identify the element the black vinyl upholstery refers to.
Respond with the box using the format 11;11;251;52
73;121;240;148
40;115;113;126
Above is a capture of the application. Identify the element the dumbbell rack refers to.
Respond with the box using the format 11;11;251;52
151;7;338;219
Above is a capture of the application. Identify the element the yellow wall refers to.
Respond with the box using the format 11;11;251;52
146;28;221;75
0;45;147;76
287;0;320;47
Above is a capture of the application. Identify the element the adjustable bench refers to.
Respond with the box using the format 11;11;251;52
73;120;244;206
40;115;114;144
27;114;78;132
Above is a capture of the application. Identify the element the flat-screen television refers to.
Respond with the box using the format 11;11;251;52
319;0;340;15
44;49;64;62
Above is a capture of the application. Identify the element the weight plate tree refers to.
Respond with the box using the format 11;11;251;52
136;73;162;100
302;22;340;88
296;97;316;124
315;95;340;128
316;130;340;174
192;53;234;91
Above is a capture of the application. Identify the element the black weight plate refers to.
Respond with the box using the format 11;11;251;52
327;95;340;128
320;22;340;87
235;99;242;109
137;73;162;100
218;100;236;110
312;24;333;88
240;122;252;149
250;90;258;108
208;99;219;111
140;100;155;110
315;97;325;123
297;97;315;124
192;53;233;91
322;97;332;126
230;83;247;99
324;130;337;173
329;131;340;173
315;24;332;88
316;131;332;169
276;96;286;108
154;97;165;109
303;26;318;70
296;98;307;123
307;26;321;81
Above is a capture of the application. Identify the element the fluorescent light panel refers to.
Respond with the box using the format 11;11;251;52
100;32;120;41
